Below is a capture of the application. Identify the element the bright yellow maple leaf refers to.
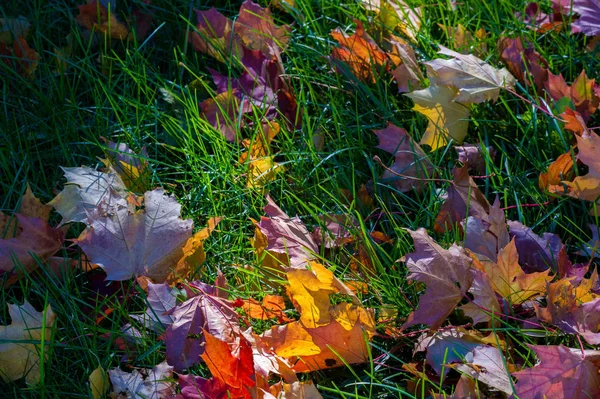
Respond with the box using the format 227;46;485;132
405;85;470;150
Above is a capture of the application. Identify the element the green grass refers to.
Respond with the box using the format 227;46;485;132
1;0;598;397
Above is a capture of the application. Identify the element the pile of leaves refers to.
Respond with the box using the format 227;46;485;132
4;0;600;398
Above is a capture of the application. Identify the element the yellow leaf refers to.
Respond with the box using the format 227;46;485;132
405;85;470;150
89;366;109;399
287;262;336;328
471;239;552;304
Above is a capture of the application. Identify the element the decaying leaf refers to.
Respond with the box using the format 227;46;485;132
0;302;56;384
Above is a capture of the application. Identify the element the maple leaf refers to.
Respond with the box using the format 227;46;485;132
0;215;64;274
240;122;283;188
425;45;516;104
508;220;563;272
512;345;600;399
564;131;600;202
165;288;239;371
470;239;552;304
455;142;496;175
76;1;130;40
498;36;548;92
535;274;600;344
89;366;109;399
108;361;176;399
1;183;52;239
200;89;249;142
561;108;590;135
190;8;240;62
200;331;256;398
415;327;513;393
131;281;178;333
361;0;422;41
439;24;487;55
571;0;600;36
401;228;474;330
544;70;600;121
405;85;470;150
241;294;291;322
207;47;300;134
539;152;575;193
262;314;374;373
432;375;479;399
48;166;128;224
330;21;390;83
461;197;508;261
102;139;151;194
76;188;193;282
388;36;425;93
255;195;318;269
460;268;502;324
0;302;55;384
235;0;291;60
452;345;514;394
435;165;491;234
373;123;434;192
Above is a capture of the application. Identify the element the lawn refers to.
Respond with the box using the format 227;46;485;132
2;0;600;398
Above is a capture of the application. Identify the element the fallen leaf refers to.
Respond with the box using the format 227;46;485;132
76;188;193;282
165;288;239;371
544;70;599;121
405;85;470;150
0;215;64;274
507;220;563;272
564;131;600;202
131;281;178;333
425;45;516;104
535;275;600;344
374;123;434;192
48;166;128;224
89;366;109;399
539;152;575;193
498;36;548;92
435;166;491;234
0;302;56;384
361;0;422;41
401;228;474;330
512;345;600;399
470;238;552;304
330;21;390;83
462;197;510;261
255;195;318;269
76;1;130;40
460;268;502;324
571;0;600;36
190;8;240;62
388;36;425;92
108;361;176;399
240;122;283;188
561;108;590;135
455;143;496;175
234;0;291;60
103;140;151;194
